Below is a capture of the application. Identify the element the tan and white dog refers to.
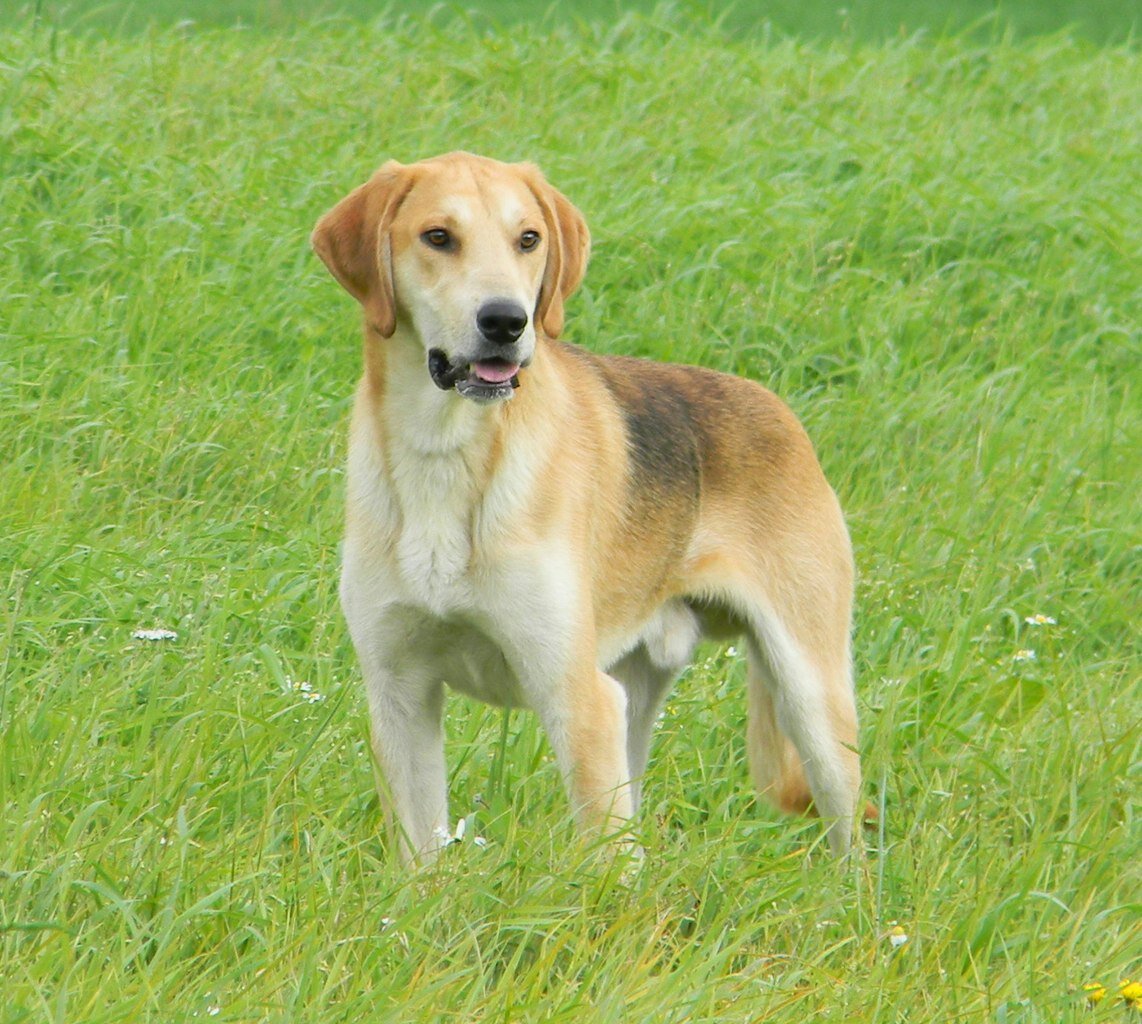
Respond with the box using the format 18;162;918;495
311;152;861;864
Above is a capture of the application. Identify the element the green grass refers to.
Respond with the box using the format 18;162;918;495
1;7;1139;1022
9;0;1142;44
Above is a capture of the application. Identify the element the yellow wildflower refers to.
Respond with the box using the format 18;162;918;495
1119;981;1142;1009
1083;982;1107;1005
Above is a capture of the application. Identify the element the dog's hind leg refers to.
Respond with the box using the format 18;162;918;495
609;600;700;812
745;659;816;817
609;647;680;814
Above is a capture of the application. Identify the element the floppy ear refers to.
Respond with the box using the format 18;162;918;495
310;160;413;338
523;167;591;339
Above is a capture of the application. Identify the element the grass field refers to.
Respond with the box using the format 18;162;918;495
10;0;1142;44
1;4;1140;1022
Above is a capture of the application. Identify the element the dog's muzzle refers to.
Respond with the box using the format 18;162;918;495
428;348;521;402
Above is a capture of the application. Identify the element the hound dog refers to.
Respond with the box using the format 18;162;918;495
311;152;862;864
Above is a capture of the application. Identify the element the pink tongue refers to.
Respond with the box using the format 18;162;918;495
472;361;520;384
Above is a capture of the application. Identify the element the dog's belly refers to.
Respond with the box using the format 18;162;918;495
599;598;703;675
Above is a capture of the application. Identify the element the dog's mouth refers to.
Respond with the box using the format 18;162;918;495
428;349;521;402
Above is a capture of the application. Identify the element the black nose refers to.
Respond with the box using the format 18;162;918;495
476;300;528;344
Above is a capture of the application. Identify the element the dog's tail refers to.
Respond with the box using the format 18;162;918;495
742;608;865;854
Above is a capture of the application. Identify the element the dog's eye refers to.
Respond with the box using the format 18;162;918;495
422;228;452;249
519;230;541;252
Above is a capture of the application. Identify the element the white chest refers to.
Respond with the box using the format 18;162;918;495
388;451;477;613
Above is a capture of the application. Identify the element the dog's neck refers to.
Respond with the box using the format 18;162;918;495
361;323;507;459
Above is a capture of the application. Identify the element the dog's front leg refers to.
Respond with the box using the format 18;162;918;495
364;675;449;866
345;609;450;865
536;665;635;839
347;634;445;867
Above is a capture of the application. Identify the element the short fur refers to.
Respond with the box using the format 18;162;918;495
311;152;862;864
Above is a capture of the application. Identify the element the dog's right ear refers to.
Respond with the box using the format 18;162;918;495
310;161;413;338
518;164;591;340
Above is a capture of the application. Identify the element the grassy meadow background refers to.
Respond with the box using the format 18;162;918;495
1;1;1139;1020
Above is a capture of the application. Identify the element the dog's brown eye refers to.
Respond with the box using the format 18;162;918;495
520;230;541;252
422;228;452;249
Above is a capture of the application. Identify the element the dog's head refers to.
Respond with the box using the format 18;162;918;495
311;152;590;403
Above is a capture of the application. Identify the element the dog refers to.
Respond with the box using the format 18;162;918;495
311;152;861;865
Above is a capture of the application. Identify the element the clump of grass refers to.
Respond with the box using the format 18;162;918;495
1;9;1138;1022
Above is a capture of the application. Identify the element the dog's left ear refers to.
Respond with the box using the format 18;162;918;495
311;160;414;338
521;166;591;339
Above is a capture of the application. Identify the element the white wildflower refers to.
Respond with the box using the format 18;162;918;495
1013;649;1037;663
1024;614;1056;626
290;679;324;703
132;628;178;641
434;816;486;848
